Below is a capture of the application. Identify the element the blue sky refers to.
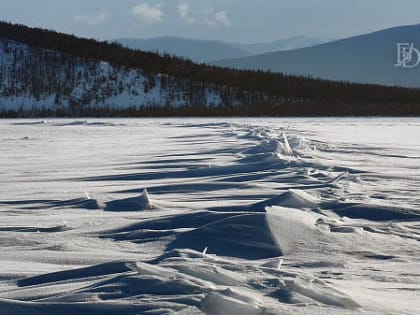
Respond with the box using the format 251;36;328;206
2;0;420;42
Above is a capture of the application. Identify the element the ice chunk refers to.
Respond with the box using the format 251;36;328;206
201;292;263;315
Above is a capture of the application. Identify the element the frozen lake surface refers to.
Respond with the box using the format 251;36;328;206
0;118;419;314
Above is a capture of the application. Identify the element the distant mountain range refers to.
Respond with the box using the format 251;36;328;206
115;36;332;63
213;24;420;87
236;36;334;55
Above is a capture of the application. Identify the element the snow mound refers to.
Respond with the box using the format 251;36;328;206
9;254;361;314
252;189;319;211
55;120;121;127
105;189;154;211
265;206;325;255
42;194;105;210
77;189;105;209
284;276;360;309
201;292;263;315
243;137;296;158
101;211;234;243
171;262;246;286
209;190;320;213
18;261;132;287
328;203;420;221
167;213;283;259
168;207;324;259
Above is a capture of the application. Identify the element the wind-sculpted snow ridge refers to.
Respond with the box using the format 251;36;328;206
0;118;420;314
105;189;154;211
6;189;155;212
12;120;127;127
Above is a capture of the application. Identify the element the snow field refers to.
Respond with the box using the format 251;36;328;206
0;118;419;314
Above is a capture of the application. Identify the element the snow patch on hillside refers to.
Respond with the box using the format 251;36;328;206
0;39;224;113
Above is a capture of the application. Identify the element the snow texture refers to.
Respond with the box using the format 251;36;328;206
0;118;419;314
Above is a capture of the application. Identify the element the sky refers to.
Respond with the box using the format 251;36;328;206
1;0;420;43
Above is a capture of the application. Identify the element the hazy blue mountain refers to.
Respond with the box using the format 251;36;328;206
115;36;331;63
116;37;250;63
235;36;332;55
213;24;420;87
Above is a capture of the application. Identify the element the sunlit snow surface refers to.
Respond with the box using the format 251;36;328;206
0;118;419;315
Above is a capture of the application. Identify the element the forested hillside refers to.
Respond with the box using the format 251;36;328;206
0;21;420;117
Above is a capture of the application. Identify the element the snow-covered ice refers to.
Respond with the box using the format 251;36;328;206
0;117;419;314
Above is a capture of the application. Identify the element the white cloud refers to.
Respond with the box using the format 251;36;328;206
177;2;195;24
214;10;230;27
176;4;230;28
131;3;164;24
205;9;231;28
73;12;109;26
